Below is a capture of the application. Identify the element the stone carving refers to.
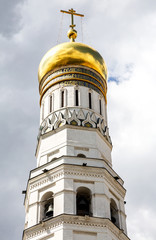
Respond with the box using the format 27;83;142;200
82;113;96;128
91;113;97;123
97;118;105;134
67;110;81;126
63;108;71;122
39;108;111;144
54;112;66;129
77;109;85;120
50;113;57;129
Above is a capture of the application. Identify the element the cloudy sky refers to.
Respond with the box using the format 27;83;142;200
0;0;156;239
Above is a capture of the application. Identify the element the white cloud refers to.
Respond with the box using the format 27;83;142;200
106;2;156;238
128;208;156;240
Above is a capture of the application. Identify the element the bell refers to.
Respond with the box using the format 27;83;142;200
45;204;53;217
79;198;87;210
77;197;90;216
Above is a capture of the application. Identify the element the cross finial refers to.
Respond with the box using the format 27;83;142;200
60;8;84;42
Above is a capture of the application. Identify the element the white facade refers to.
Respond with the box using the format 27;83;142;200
23;63;130;240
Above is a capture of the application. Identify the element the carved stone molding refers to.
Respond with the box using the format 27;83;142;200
38;108;112;145
24;215;129;240
29;164;125;198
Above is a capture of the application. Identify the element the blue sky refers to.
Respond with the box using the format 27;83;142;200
0;0;156;239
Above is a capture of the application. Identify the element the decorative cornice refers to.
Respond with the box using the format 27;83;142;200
23;215;130;240
63;166;125;197
38;107;112;145
29;170;63;191
28;164;125;198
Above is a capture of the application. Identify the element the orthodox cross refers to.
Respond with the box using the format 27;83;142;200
60;8;84;29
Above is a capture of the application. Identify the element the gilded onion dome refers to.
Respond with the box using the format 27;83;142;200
38;42;107;83
38;42;108;103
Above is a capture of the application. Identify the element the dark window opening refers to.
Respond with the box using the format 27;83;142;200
76;187;92;216
99;99;102;115
61;91;64;107
50;95;52;113
110;199;119;228
75;89;79;106
89;92;92;109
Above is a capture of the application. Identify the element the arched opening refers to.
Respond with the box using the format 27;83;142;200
49;95;53;113
99;99;102;115
75;89;79;106
40;192;54;221
76;187;92;216
77;154;86;158
61;90;64;107
89;92;92;109
110;199;119;228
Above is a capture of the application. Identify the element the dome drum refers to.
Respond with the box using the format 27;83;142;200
39;65;107;105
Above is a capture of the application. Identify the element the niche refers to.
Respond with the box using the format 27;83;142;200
110;198;119;228
76;187;92;216
40;192;54;220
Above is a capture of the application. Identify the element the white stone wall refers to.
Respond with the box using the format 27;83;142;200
24;164;127;234
36;127;112;167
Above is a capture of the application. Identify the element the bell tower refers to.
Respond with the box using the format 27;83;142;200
23;9;130;240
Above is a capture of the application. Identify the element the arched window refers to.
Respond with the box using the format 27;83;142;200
49;95;53;113
99;99;102;115
77;154;86;158
76;187;92;216
61;90;64;107
40;192;54;220
75;89;79;106
110;199;119;228
89;92;92;109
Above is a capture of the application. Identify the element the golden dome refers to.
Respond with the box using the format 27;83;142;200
38;42;107;84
